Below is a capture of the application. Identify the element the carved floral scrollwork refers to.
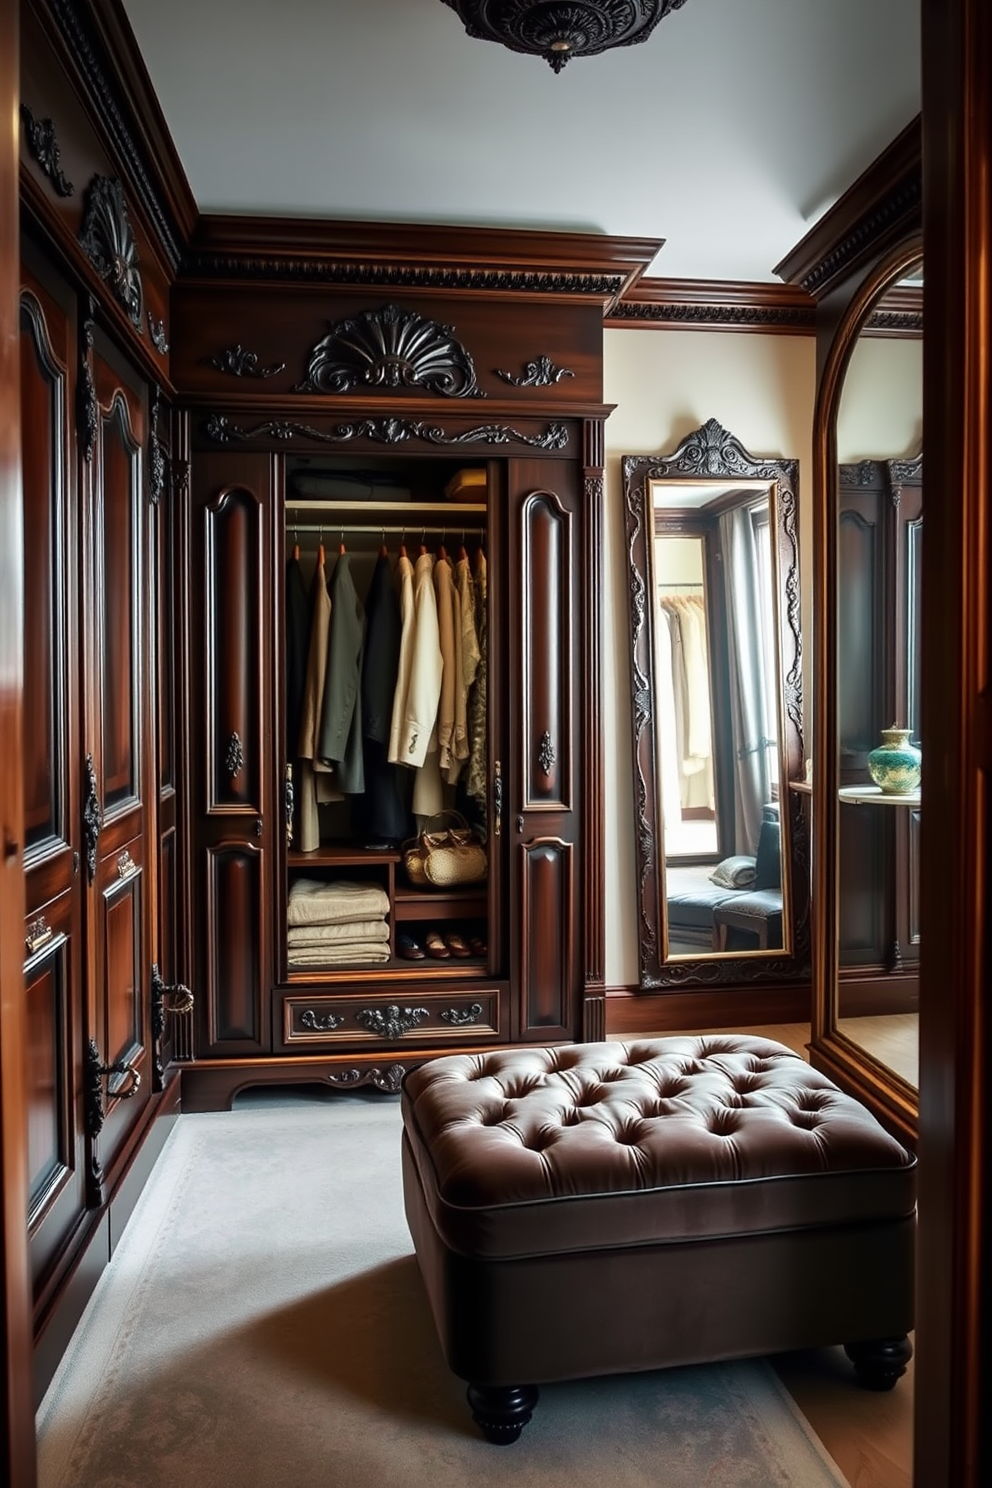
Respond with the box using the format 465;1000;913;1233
495;355;575;387
148;385;165;505
356;1004;429;1041
538;731;556;776
325;1064;406;1094
440;1003;484;1026
78;175;144;330
82;752;101;884
203;412;569;451
296;303;483;398
78;300;98;464
148;314;169;354
207;344;285;379
225;732;245;778
20;104;74;196
300;1009;343;1032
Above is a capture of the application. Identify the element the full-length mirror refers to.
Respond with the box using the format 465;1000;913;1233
817;249;923;1108
623;420;807;988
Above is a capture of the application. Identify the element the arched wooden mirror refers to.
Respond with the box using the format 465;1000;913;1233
811;241;923;1143
623;419;808;990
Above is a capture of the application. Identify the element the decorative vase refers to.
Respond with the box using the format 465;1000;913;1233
867;726;922;794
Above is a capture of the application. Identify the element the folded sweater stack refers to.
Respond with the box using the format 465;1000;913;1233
287;879;391;967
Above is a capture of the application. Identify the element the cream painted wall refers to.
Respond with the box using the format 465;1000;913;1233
602;328;817;989
836;335;923;462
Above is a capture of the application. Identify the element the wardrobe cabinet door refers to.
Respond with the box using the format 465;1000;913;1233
190;453;274;1056
506;460;582;1041
18;263;87;1306
80;331;154;1193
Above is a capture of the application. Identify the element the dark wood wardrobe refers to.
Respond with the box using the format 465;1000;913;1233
12;0;659;1399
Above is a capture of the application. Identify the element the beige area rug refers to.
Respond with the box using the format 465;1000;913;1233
38;1089;847;1488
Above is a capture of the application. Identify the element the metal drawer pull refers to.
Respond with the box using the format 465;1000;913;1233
117;849;138;881
25;916;54;954
300;1009;343;1032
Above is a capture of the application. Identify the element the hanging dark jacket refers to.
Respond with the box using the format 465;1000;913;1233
317;552;366;794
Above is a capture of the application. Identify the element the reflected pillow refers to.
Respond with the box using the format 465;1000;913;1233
709;856;756;889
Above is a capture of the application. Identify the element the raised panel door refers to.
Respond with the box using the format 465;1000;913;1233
507;460;582;1041
191;453;274;1057
81;330;153;1194
18;257;86;1313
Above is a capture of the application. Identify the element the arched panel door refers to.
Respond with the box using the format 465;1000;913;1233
507;461;582;1041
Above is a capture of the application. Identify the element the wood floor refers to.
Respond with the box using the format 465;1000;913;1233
627;1019;914;1488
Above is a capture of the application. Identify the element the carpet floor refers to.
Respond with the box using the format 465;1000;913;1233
37;1088;847;1487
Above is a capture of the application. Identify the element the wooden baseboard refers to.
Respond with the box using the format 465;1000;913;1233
604;983;811;1037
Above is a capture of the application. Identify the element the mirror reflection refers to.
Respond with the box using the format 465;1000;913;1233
623;420;807;988
833;257;923;1090
654;483;784;955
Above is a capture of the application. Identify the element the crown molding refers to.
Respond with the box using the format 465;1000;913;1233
31;0;198;266
774;115;921;300
605;276;815;333
180;215;664;312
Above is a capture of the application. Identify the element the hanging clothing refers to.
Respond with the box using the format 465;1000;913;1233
446;570;470;785
433;553;457;773
395;551;442;769
317;552;366;795
388;552;416;765
296;551;333;852
465;548;488;810
285;553;310;758
359;552;408;844
456;550;481;691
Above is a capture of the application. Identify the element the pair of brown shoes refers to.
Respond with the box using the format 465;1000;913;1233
424;929;472;959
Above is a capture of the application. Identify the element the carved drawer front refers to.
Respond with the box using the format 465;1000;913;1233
277;987;503;1050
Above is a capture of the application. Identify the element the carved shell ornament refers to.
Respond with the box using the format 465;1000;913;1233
79;175;144;330
296;303;483;397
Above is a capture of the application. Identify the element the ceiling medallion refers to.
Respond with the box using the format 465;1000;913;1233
441;0;687;72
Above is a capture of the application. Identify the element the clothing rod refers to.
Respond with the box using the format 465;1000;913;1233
290;523;485;537
287;499;485;515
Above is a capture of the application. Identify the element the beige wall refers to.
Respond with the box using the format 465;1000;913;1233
837;334;923;462
602;327;817;988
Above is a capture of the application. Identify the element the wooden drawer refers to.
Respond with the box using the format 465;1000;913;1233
275;984;506;1051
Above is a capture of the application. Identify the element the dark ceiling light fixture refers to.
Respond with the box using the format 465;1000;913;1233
440;1;688;74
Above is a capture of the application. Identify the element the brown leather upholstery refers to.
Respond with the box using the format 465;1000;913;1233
401;1036;916;1391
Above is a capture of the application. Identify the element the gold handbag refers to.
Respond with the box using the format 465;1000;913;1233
403;811;487;889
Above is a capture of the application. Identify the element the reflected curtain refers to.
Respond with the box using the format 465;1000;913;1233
720;506;774;853
655;606;686;854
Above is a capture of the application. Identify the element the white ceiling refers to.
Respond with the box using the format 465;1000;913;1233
120;0;920;282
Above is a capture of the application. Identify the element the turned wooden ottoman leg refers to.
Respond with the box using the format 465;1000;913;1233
845;1335;914;1390
466;1383;539;1444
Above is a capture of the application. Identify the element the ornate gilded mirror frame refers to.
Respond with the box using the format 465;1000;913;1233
622;418;808;990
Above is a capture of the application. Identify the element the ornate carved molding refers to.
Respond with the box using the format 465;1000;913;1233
181;253;627;299
148;314;169;354
605;278;815;334
609;300;815;331
78;298;98;464
324;1064;407;1094
495;355;575;386
78;175;144;330
82;752;101;883
794;171;922;298
148;385;165;504
46;0;184;268
20;103;74;196
203;413;569;451
206;344;285;379
296;304;483;398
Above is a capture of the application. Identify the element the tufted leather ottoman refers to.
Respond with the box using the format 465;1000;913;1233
401;1034;916;1443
